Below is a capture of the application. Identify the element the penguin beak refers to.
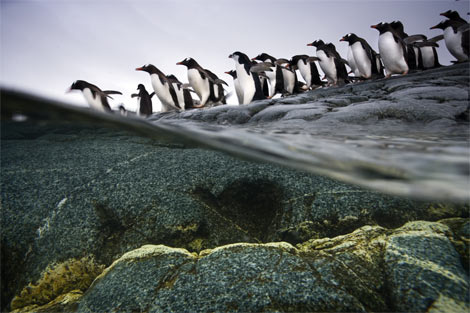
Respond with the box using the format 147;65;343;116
224;71;230;74
430;24;439;30
370;24;378;29
339;37;345;42
306;43;313;46
250;57;256;61
135;67;143;71
176;61;183;65
228;54;233;58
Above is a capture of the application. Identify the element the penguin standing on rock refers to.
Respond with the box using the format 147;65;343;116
431;19;469;62
307;40;348;86
68;80;122;112
165;74;199;110
289;55;322;89
251;53;283;97
228;51;266;104
135;64;180;112
370;23;409;77
340;33;383;79
131;84;154;116
176;57;227;107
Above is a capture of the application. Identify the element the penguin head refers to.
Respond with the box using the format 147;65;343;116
290;54;309;65
430;20;449;30
224;70;237;78
370;22;391;34
137;84;145;91
340;33;358;43
307;40;324;47
229;51;251;64
69;80;91;91
135;64;159;74
176;57;197;68
440;10;460;20
251;53;276;63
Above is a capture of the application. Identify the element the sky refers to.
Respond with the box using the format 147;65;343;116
1;0;469;112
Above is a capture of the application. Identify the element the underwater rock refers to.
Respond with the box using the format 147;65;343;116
77;220;470;312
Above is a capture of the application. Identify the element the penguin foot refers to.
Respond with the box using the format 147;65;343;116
385;73;392;79
402;70;409;75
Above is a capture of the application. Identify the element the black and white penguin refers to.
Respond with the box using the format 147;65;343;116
370;23;409;77
251;53;282;97
228;51;266;104
340;33;383;79
431;19;469;62
135;64;180;112
390;21;419;71
275;58;301;95
290;55;322;89
176;58;226;107
408;35;441;69
307;40;348;85
68;80;122;112
165;74;199;110
225;70;243;104
131;84;154;116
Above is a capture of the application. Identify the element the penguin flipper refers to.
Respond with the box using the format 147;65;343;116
131;93;139;98
103;90;123;95
149;92;155;98
428;35;444;43
413;41;439;48
462;29;469;56
403;34;427;44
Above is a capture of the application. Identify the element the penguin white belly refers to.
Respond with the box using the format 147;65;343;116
316;50;337;84
347;47;359;76
172;84;185;110
297;60;311;86
188;69;210;105
420;46;435;68
265;70;276;97
83;88;105;112
233;78;243;104
351;42;372;78
150;74;174;109
235;63;256;104
136;96;143;116
281;68;295;94
444;27;467;61
378;32;408;74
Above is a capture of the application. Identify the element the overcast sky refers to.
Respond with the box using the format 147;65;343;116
1;0;469;111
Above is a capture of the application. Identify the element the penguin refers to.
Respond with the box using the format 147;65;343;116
131;84;154;116
274;58;300;95
176;58;227;107
408;35;441;69
225;70;243;104
251;53;283;97
165;74;200;110
307;40;348;85
228;51;266;104
370;23;409;77
135;64;180;112
390;21;419;71
340;33;383;79
290;55;322;89
68;80;121;112
431;19;469;62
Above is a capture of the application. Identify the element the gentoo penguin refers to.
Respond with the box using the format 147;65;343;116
252;53;282;97
166;74;199;110
408;35;441;69
225;70;243;104
176;58;226;107
431;19;469;62
290;55;322;89
131;84;154;116
390;21;419;71
68;80;122;112
307;40;348;85
228;51;266;104
371;23;409;77
135;64;180;112
340;33;383;79
274;58;300;95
